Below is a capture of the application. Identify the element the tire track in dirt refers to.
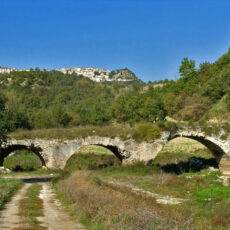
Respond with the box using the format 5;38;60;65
38;183;86;230
0;183;31;229
0;179;86;230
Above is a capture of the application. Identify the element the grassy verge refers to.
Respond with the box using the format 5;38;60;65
18;184;46;230
0;179;23;209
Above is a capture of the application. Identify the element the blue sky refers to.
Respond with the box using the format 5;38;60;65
0;0;230;82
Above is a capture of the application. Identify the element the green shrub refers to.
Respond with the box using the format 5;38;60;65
167;121;179;132
201;125;219;136
156;120;166;129
3;150;42;171
223;123;230;134
220;133;228;140
225;94;230;110
132;123;160;141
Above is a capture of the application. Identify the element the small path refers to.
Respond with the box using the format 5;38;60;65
38;183;86;230
0;183;31;229
102;179;187;205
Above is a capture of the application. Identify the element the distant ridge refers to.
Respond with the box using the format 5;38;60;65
0;66;140;83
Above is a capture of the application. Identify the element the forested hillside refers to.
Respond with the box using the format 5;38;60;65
156;49;230;122
0;49;230;133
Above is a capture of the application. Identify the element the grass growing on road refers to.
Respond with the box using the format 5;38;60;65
18;184;46;230
0;179;22;209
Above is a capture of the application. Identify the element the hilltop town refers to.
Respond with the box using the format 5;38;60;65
0;66;138;83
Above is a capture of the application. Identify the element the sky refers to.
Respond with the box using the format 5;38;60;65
0;0;230;82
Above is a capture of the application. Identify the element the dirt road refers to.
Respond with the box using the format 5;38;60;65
0;180;86;230
38;183;85;230
0;183;31;229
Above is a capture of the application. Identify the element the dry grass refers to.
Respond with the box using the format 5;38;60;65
55;171;194;230
210;200;230;227
13;227;46;230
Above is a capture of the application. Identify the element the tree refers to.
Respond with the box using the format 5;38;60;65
179;57;196;80
226;93;230;110
52;105;72;127
0;94;6;111
0;94;7;142
140;98;166;123
0;95;31;143
112;94;143;122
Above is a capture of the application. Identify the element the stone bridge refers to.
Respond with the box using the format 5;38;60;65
1;128;230;175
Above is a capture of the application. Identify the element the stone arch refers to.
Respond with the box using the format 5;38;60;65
63;143;123;170
169;134;225;164
79;136;132;162
0;144;46;166
94;144;125;162
69;143;125;163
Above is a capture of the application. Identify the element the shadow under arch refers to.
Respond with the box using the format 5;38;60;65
0;144;46;166
151;136;220;175
169;135;225;163
95;144;123;162
64;144;122;171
